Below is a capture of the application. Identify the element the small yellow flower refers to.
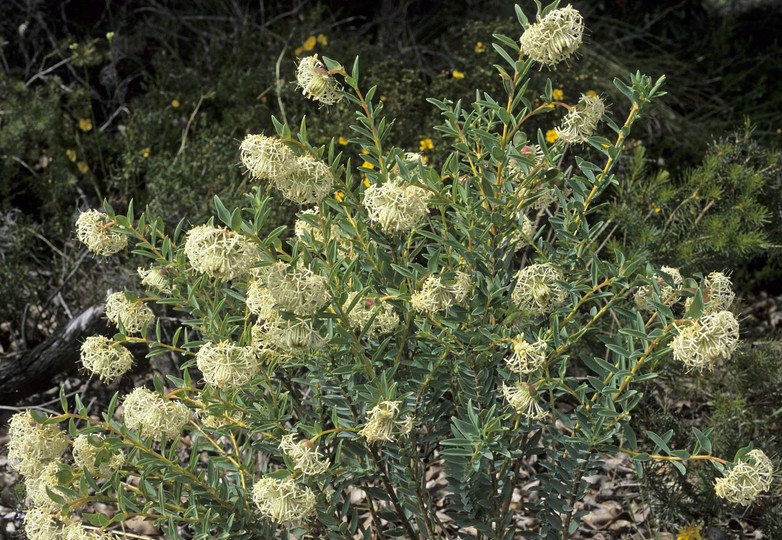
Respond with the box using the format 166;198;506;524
295;47;303;55
338;136;348;145
79;118;92;131
676;523;701;540
361;148;369;155
363;178;371;188
171;99;180;108
335;191;345;202
142;147;150;158
380;95;386;101
586;90;598;99
66;149;77;162
552;88;564;100
419;138;434;151
655;207;661;213
475;42;486;53
303;36;317;51
545;129;559;143
362;161;374;170
317;34;327;45
77;161;90;173
422;156;429;163
452;70;464;79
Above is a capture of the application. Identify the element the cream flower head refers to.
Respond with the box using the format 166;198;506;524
685;271;735;314
72;433;125;477
501;382;546;420
296;54;343;105
714;449;773;505
556;93;605;144
75;209;127;256
364;176;429;233
506;337;547;374
122;387;190;441
105;291;155;335
252;476;317;523
671;310;739;372
138;266;171;294
411;271;473;314
260;314;326;352
7;410;68;478
358;400;414;444
511;263;567;316
264;261;330;316
196;341;261;389
519;5;584;69
343;292;400;337
80;335;134;382
184;224;258;280
274;155;334;204
240;134;295;181
634;266;684;312
279;434;329;475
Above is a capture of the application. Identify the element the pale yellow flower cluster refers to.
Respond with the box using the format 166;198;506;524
137;266;171;294
7;411;68;478
196;341;261;389
714;449;773;505
80;335;134;382
24;507;111;540
411;271;473;314
122;387;190;441
264;261;330;316
556;94;605;144
501;382;546;420
105;292;155;335
252;476;317;523
634;266;683;312
75;209;127;256
358;400;414;444
672;311;739;372
685;271;735;314
240;135;335;204
519;5;584;68
364;176;430;233
279;434;329;475
343;292;400;337
296;54;343;105
25;461;82;511
72;433;125;477
184;224;258;281
511;263;567;316
506;337;547;375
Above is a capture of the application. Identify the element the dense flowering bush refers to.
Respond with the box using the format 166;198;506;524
7;3;774;539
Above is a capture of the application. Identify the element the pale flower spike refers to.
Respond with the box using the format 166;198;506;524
252;476;317;523
105;291;155;335
80;335;134;382
506;337;547;374
556;93;605;144
714;449;773;505
75;209;127;256
519;5;584;69
240;134;295;181
501;382;547;420
279;433;330;475
364;176;430;233
296;54;343;105
359;400;414;443
196;341;261;389
671;310;739;372
184;224;258;281
122;387;190;441
511;263;567;316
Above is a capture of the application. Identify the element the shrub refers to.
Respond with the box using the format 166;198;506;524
8;3;777;539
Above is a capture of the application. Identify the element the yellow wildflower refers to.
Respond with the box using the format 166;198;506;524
363;178;371;188
380;95;386;101
545;129;559;143
303;36;317;51
295;47;303;55
677;524;701;540
171;99;180;108
552;88;564;100
419;138;434;151
362;161;374;170
77;161;90;173
361;148;369;155
335;191;345;202
142;147;150;158
475;42;486;53
66;149;77;162
585;90;598;98
338;136;348;145
452;70;465;78
79;118;92;131
317;34;327;45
